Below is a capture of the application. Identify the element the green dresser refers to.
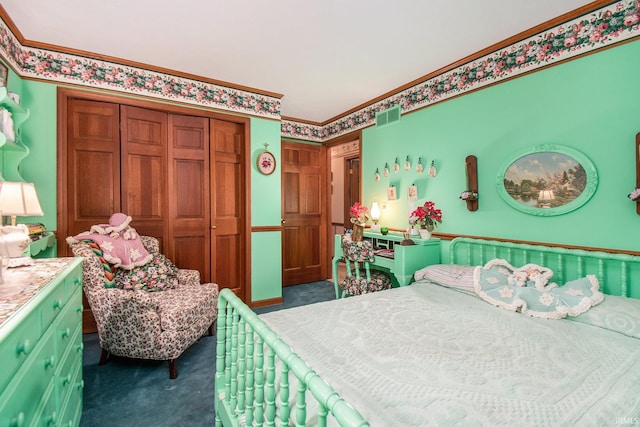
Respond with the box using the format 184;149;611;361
0;258;84;427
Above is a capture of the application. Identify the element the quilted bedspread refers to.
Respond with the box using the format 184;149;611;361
259;282;640;426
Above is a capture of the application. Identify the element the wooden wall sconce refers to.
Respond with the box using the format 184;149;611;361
464;155;479;212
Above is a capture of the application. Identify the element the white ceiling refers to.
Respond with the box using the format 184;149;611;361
3;0;593;123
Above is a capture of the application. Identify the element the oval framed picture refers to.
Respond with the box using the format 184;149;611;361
497;144;598;216
257;150;276;175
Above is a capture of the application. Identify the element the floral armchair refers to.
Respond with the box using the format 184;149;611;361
338;237;392;298
68;236;219;379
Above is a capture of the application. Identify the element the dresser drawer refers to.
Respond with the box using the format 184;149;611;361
56;325;82;399
0;330;55;427
31;381;57;427
0;306;43;393
58;358;84;427
54;293;83;357
40;277;69;333
64;264;83;299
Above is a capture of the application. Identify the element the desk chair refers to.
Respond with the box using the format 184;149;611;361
338;237;392;297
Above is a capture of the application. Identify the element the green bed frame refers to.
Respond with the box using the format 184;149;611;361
450;237;640;299
215;237;640;426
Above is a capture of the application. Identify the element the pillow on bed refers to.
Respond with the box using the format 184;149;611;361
413;264;476;294
567;294;640;339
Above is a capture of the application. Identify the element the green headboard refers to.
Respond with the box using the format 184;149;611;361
450;237;640;299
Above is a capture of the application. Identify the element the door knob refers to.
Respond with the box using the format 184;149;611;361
281;219;286;224
211;225;217;229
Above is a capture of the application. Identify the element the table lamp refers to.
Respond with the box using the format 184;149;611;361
370;201;381;232
0;181;44;259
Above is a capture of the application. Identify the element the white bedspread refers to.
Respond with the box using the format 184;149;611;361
259;282;640;426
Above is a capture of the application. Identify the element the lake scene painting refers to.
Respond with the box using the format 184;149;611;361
503;152;587;209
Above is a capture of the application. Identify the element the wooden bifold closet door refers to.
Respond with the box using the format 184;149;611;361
59;93;247;332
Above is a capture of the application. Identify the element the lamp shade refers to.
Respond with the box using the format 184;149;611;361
370;201;381;222
0;182;44;218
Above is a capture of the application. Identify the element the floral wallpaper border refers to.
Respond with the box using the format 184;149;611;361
0;21;282;119
0;1;638;142
282;0;640;142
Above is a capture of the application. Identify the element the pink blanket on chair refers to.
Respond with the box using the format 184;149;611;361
67;213;153;270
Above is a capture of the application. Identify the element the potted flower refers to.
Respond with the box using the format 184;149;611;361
409;201;442;239
349;202;369;241
629;188;640;202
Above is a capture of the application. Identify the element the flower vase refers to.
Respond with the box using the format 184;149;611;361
352;224;364;241
418;228;432;240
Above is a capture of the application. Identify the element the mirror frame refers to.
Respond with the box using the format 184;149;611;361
496;144;598;217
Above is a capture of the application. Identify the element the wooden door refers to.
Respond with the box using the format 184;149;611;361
210;119;245;297
120;106;167;244
281;141;327;286
64;99;121;248
167;114;211;281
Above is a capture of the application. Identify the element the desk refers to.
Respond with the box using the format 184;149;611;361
332;231;441;295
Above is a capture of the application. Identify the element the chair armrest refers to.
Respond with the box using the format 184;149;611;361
177;269;201;286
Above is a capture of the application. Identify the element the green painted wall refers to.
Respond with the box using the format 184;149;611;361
251;230;282;301
363;40;640;256
20;81;57;230
251;118;282;226
250;117;283;301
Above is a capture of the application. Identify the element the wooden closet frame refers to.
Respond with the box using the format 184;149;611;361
56;87;253;303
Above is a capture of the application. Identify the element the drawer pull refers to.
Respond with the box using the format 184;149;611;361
44;355;56;370
16;339;32;355
62;374;71;386
61;328;71;338
76;304;84;313
76;380;85;390
52;299;62;309
76;343;84;352
9;412;24;427
45;411;57;426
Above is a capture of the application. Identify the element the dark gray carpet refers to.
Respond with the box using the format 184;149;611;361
80;280;335;427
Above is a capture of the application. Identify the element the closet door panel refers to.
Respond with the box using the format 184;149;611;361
66;99;121;241
210;119;244;293
168;114;210;280
121;106;167;242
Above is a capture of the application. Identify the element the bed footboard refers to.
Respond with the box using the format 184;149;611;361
215;289;369;427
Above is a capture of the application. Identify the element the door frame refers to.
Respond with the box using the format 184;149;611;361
324;130;362;268
56;87;253;303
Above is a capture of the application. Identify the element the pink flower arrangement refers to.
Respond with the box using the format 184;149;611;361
349;202;369;226
409;201;443;231
628;188;640;202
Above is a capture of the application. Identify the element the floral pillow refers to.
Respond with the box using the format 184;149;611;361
114;253;179;291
